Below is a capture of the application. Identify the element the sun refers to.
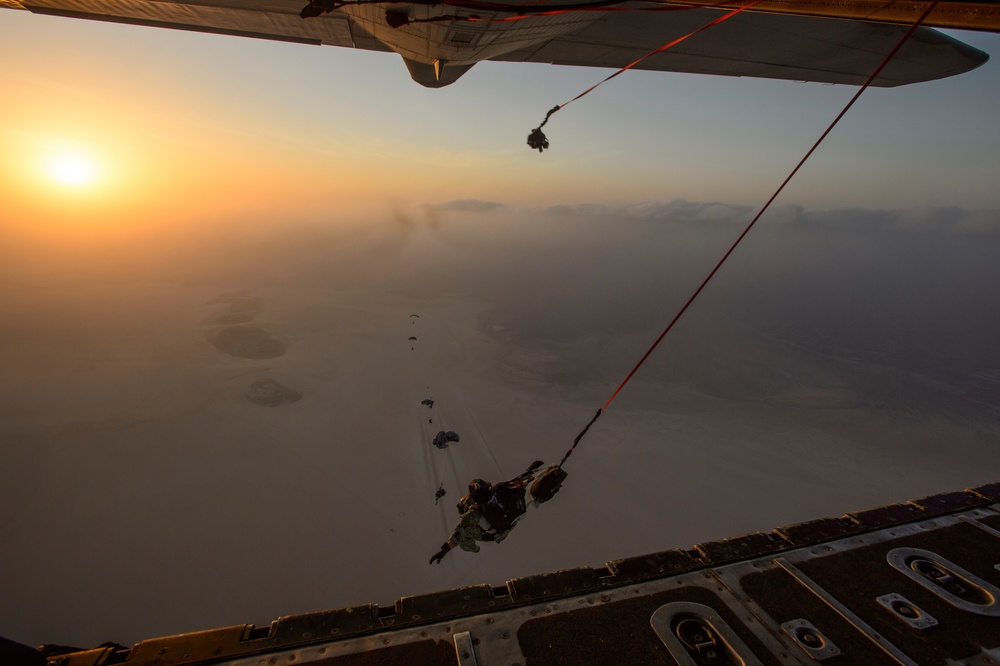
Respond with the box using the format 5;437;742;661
46;153;98;187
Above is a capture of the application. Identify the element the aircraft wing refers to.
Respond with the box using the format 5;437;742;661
4;0;989;87
7;0;392;52
491;9;990;87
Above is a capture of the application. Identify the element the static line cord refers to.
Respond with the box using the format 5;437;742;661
557;0;941;470
529;0;764;151
393;0;748;27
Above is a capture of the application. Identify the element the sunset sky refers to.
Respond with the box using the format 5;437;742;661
2;10;999;233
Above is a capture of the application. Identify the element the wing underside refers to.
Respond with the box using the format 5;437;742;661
17;0;390;51
493;9;990;86
7;0;990;86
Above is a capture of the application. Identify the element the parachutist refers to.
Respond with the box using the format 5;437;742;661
435;484;447;505
429;460;567;564
527;128;549;152
432;430;460;449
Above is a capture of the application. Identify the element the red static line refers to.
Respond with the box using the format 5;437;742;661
599;0;941;413
559;0;765;111
406;2;724;29
468;14;544;21
531;0;763;139
464;4;727;21
439;0;736;12
464;2;721;10
557;0;942;468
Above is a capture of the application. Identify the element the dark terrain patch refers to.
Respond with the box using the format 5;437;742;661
210;326;286;359
246;378;302;406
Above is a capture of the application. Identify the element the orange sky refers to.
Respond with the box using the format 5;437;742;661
2;11;999;242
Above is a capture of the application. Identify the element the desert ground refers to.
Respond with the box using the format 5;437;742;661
1;205;997;647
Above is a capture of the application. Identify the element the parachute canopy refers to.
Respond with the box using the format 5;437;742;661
432;431;460;449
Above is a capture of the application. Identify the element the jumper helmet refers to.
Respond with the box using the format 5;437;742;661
468;479;491;502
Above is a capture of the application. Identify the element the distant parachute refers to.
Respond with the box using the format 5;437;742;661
421;398;434;408
432;431;460;449
410;314;420;318
409;336;417;341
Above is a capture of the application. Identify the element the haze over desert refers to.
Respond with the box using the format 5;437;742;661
1;203;997;647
